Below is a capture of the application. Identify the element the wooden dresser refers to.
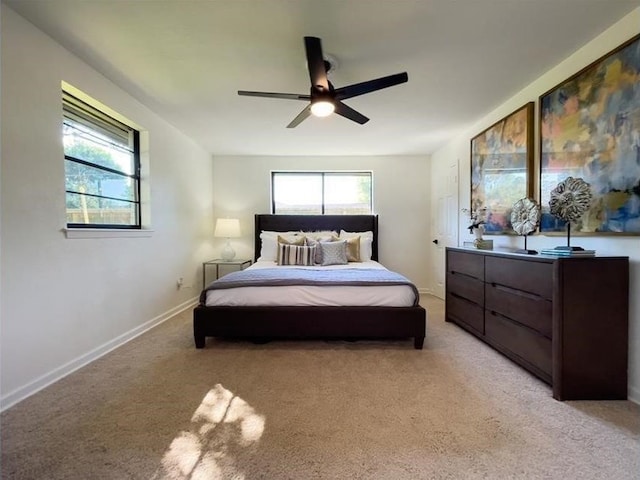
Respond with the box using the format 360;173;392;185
445;247;629;400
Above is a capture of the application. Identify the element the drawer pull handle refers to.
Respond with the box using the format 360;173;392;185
492;283;542;301
450;271;481;281
450;292;481;307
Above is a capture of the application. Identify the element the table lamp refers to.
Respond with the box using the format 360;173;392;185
214;218;241;261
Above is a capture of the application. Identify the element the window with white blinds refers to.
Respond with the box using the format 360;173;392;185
62;91;141;228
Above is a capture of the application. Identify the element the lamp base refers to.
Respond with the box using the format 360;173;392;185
221;240;236;261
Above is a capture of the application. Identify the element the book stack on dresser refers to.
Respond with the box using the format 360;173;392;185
539;248;595;257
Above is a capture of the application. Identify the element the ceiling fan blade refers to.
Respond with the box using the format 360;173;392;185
238;90;311;101
287;105;312;128
335;72;408;100
334;101;369;125
304;36;329;91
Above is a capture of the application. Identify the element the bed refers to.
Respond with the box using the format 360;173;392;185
193;214;426;349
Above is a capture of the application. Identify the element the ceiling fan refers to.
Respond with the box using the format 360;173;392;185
238;36;408;128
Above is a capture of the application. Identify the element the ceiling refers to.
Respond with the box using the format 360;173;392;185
4;0;639;156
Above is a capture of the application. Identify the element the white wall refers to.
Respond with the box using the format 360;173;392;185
0;5;215;409
211;155;430;290
431;8;640;402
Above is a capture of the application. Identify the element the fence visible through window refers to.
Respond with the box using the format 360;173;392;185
63;90;141;229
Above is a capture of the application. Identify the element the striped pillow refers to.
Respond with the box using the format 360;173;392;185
277;244;317;266
276;234;306;264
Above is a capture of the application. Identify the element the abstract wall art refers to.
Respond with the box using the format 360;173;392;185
470;102;534;235
539;33;640;235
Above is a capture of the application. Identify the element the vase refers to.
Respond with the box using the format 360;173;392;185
472;226;484;247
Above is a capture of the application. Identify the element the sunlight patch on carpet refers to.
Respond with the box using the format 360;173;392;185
153;384;265;479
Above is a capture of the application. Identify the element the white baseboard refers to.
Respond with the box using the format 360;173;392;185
3;296;637;409
0;297;198;412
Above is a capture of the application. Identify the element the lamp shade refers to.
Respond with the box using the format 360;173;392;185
214;218;241;238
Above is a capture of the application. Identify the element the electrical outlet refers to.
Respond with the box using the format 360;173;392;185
176;277;184;289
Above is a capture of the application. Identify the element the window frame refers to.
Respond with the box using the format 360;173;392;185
271;171;373;215
63;91;142;229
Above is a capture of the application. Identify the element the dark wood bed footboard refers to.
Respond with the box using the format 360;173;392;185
194;214;426;350
193;305;427;349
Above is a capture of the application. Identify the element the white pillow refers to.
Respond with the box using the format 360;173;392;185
339;230;374;261
258;231;302;261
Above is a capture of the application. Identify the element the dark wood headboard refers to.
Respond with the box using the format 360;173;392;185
254;214;379;262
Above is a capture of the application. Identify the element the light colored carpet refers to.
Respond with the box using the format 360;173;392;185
1;295;639;479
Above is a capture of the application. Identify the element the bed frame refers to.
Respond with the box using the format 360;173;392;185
193;214;426;349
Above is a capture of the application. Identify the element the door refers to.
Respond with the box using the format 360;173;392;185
430;157;458;298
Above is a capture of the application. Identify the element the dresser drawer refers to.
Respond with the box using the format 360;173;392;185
447;271;483;305
485;311;552;377
447;250;484;280
485;283;552;337
446;293;484;334
485;256;553;299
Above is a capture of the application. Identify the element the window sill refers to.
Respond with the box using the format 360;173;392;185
63;228;154;239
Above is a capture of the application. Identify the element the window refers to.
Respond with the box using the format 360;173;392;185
63;91;141;228
271;172;373;214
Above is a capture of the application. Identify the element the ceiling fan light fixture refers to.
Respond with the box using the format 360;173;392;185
310;100;335;117
238;36;407;127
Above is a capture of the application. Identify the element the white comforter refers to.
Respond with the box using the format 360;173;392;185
204;260;417;307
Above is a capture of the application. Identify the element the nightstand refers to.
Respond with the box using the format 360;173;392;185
202;258;252;288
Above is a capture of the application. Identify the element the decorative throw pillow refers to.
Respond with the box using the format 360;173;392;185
344;235;361;262
277;244;317;266
320;240;348;266
277;234;305;246
304;234;338;264
276;234;305;263
301;230;338;240
340;230;374;261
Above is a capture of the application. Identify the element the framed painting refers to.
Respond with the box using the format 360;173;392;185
470;102;534;235
540;33;640;235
